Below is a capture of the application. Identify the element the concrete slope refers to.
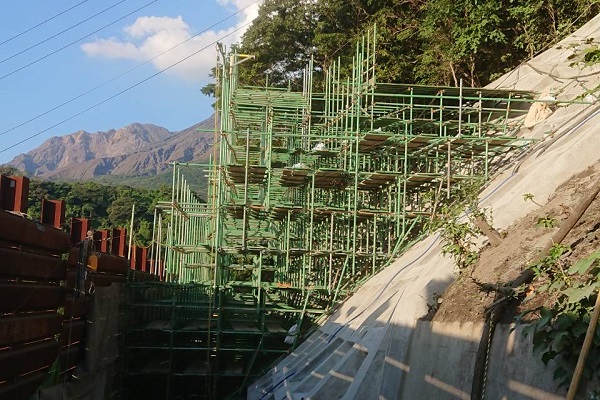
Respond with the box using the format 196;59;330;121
248;14;600;400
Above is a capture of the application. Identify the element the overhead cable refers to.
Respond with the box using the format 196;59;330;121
1;1;126;63
0;0;90;47
0;0;159;81
0;0;258;137
0;21;251;154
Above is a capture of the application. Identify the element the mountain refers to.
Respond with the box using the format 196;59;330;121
8;115;215;181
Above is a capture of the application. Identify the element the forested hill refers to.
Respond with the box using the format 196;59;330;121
225;0;600;91
0;165;170;246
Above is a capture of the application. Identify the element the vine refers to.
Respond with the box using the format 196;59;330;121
521;246;600;386
434;178;488;272
440;219;481;271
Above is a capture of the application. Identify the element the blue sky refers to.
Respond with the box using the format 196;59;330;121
0;0;259;163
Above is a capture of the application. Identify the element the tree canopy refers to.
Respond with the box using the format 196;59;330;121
213;0;600;90
24;177;168;246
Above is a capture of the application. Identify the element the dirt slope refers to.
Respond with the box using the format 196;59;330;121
434;163;600;324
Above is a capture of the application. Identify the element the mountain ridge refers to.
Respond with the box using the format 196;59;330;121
8;115;215;182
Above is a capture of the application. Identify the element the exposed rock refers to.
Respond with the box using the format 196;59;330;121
8;115;215;181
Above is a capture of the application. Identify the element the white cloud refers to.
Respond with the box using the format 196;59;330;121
80;0;260;82
124;16;189;38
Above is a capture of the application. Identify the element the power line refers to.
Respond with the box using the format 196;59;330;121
0;0;159;81
0;0;258;137
0;22;252;155
1;1;126;63
0;0;90;47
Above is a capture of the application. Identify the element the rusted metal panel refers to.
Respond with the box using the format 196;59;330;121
41;199;65;229
70;218;91;245
0;210;70;253
65;269;83;292
93;229;110;253
111;228;126;257
0;313;62;347
67;247;78;267
0;283;64;313
97;253;129;274
65;269;76;291
67;248;128;274
0;339;59;381
129;270;159;282
64;296;89;318
0;370;46;400
130;244;137;270
65;269;98;292
61;319;86;346
0;175;29;213
66;269;126;291
59;343;84;372
139;247;148;272
0;247;67;281
130;245;148;271
92;272;126;287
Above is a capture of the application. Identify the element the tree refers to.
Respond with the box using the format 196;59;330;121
108;196;135;227
238;0;318;89
65;182;114;224
23;177;164;246
417;0;513;87
0;165;21;176
509;0;600;60
231;0;600;90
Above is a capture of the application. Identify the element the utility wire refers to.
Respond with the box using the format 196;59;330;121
0;0;258;137
0;0;159;81
1;1;126;63
0;22;251;155
0;0;89;47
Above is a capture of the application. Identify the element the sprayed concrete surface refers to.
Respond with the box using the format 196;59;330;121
249;14;600;400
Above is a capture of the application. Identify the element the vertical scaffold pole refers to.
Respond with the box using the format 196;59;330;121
242;128;250;250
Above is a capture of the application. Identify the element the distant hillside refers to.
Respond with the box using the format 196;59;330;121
8;116;215;186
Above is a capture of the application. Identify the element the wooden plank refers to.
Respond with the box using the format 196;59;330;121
473;216;503;246
0;313;62;347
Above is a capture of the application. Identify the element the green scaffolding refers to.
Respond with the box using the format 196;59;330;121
124;29;538;399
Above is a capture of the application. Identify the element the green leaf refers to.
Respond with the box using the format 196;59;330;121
555;313;575;330
590;249;600;259
568;258;595;275
563;286;596;303
537;282;549;292
548;280;565;291
573;320;590;337
533;338;548;359
541;349;555;365
551;330;569;353
538;307;554;328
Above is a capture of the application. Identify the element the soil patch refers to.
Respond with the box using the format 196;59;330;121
432;163;600;324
